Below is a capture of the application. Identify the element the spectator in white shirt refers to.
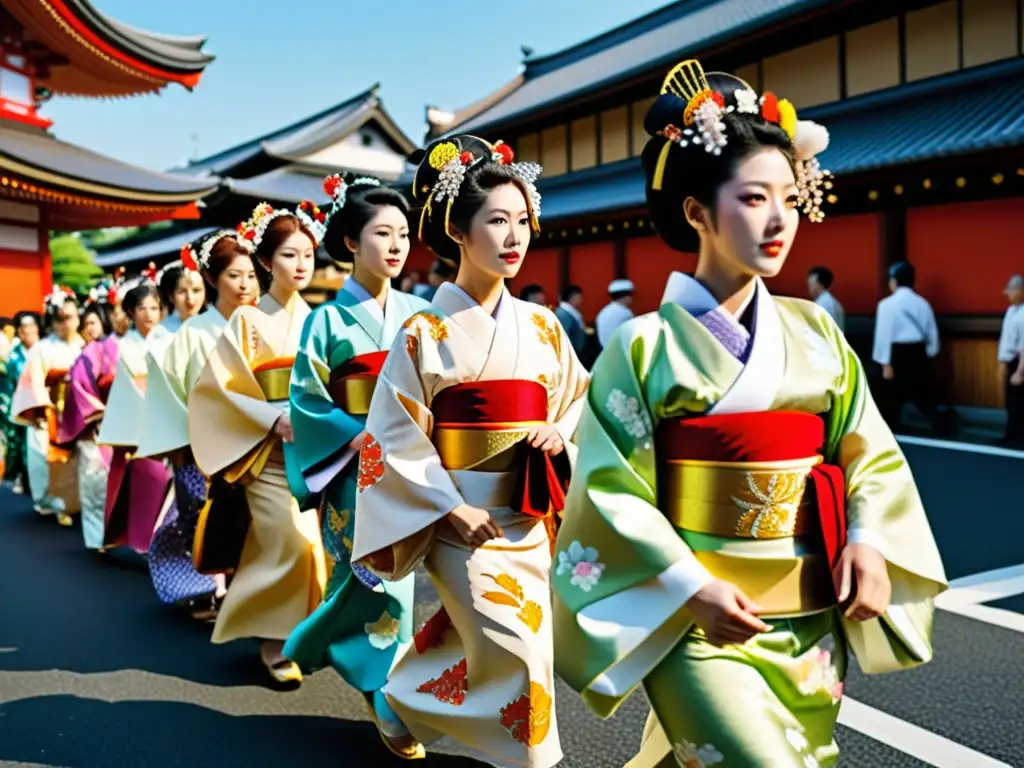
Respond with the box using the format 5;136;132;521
998;273;1024;446
872;261;945;432
595;279;635;348
807;266;845;332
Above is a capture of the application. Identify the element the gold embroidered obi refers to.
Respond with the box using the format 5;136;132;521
253;357;294;402
657;411;846;617
328;351;387;416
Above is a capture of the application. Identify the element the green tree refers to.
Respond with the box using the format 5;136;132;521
50;233;102;295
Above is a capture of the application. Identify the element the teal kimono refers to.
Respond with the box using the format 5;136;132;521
284;280;429;694
1;342;28;483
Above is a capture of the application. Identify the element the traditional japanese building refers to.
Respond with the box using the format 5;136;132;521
93;83;417;305
433;0;1024;408
0;0;217;314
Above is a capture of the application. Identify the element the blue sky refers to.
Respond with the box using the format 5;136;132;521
44;0;671;172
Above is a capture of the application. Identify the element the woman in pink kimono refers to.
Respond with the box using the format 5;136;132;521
351;135;589;767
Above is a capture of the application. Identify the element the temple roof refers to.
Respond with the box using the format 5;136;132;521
6;0;213;97
448;0;826;135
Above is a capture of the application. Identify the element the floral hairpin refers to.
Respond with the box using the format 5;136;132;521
419;139;544;241
238;201;327;248
657;59;832;220
140;261;159;285
86;276;120;307
180;229;249;273
44;284;76;311
322;174;384;226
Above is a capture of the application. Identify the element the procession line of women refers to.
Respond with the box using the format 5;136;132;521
0;57;949;768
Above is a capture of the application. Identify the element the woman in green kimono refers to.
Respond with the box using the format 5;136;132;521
282;174;429;759
1;312;40;493
552;59;948;768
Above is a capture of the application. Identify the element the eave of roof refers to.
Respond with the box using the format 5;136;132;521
452;0;830;135
93;224;215;267
0;124;218;203
534;60;1024;223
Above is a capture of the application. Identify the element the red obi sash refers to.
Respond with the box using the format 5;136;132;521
432;380;571;521
329;351;387;415
657;411;847;569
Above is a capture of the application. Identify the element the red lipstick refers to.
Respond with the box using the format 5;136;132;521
759;240;785;257
500;250;521;264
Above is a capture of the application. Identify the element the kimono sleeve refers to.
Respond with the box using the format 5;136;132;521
136;327;192;458
189;308;282;479
11;343;50;425
552;315;710;718
547;312;591;449
821;310;947;673
350;322;465;581
289;305;365;485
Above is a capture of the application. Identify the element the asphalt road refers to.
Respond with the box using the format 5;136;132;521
1;438;1021;767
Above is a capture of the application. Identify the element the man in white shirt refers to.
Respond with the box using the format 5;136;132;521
872;262;944;432
998;274;1024;446
595;279;635;348
807;266;845;331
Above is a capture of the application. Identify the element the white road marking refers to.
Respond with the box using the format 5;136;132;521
896;434;1024;460
839;698;1013;767
935;563;1024;632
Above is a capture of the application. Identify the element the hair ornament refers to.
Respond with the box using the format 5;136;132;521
43;284;76;312
238;201;326;249
86;276;121;307
156;260;183;285
141;261;159;285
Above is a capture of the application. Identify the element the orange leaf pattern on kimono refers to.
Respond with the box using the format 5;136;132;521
499;682;552;746
481;573;542;632
481;591;521;607
485;573;524;602
532;313;557;348
517;600;543;634
416;658;468;705
357;433;385;492
403;312;449;343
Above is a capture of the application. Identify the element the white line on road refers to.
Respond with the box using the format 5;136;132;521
936;602;1024;634
896;434;1024;459
839;698;1013;767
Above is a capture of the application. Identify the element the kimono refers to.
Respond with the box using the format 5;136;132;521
142;309;226;605
351;283;589;768
190;293;326;644
11;334;85;515
283;280;429;697
161;311;185;334
552;273;948;768
96;328;172;553
1;342;29;486
60;335;120;549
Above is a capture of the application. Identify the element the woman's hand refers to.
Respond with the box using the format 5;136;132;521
349;430;367;452
273;414;294;443
686;580;772;647
832;543;891;621
882;364;895;381
445;504;503;548
526;424;564;456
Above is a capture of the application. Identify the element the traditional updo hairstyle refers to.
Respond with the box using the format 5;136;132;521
321;174;410;264
121;283;160;319
197;231;255;286
412;134;540;267
157;264;186;309
43;287;79;331
643;67;798;254
254;214;318;269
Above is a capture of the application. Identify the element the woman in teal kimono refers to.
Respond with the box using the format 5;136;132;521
1;312;40;492
283;174;429;759
552;60;947;768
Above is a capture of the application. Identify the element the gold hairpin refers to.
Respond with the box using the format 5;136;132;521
661;59;710;99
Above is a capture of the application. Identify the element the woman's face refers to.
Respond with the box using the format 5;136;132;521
133;295;162;336
695;148;800;280
348;205;410;281
17;320;39;347
173;271;206;319
459;183;532;281
216;255;258;309
267;231;315;292
110;306;131;337
53;300;79;341
81;311;104;342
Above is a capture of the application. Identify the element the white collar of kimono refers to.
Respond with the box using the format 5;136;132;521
662;271;783;414
341;277;386;325
441;281;511;321
661;271;753;332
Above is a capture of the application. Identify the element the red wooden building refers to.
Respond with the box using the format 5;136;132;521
428;0;1024;407
0;0;216;315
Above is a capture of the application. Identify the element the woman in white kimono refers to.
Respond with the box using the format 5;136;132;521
352;136;589;767
12;286;84;526
157;260;207;333
190;201;327;685
551;60;947;768
282;175;430;758
141;232;256;619
97;283;172;554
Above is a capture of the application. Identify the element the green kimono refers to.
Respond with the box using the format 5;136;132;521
283;280;428;695
1;342;28;484
552;273;947;767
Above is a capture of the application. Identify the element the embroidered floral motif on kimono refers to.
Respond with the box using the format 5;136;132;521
605;387;653;441
732;471;806;539
414;607;452;654
797;647;843;703
416;658;468;705
532;313;557;348
499;681;553;746
405;335;419;361
673;740;725;768
357;433;385;492
480;573;543;634
364;610;401;650
403;312;449;343
555;540;604;592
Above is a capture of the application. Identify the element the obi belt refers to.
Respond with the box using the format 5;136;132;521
657;411;847;617
45;368;71;461
431;380;570;533
327;350;387;415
